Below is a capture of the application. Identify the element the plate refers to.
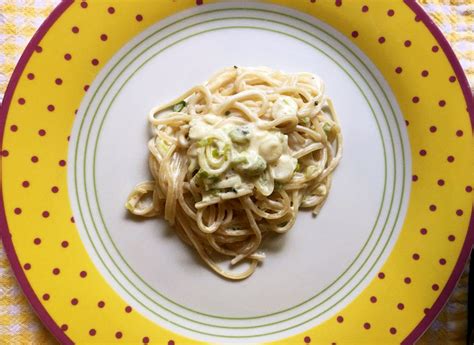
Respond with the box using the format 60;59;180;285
0;1;472;344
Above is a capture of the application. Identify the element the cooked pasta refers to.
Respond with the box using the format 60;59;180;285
126;66;342;280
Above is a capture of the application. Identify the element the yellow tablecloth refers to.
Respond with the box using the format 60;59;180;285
0;1;472;344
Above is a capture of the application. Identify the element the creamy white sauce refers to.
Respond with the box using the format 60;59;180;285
270;154;297;182
189;115;225;140
258;135;282;163
189;96;299;194
272;95;298;118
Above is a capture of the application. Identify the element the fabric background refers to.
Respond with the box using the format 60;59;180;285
0;0;472;343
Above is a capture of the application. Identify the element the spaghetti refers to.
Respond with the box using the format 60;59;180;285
126;66;342;280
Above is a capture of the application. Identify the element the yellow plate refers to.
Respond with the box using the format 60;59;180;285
0;1;472;344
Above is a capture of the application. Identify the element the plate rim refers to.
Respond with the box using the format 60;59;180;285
0;2;75;344
400;0;474;343
0;0;472;344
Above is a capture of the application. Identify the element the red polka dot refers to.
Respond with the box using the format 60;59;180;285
136;14;143;21
11;124;19;132
404;277;411;284
108;6;115;14
429;204;437;212
61;241;69;248
449;76;456;83
64;53;72;60
432;284;439;291
42;211;50;218
405;120;409;126
31;156;38;163
80;271;87;278
34;238;41;245
432;45;439;52
362;5;368;12
125;306;132;313
438;100;446;107
71;26;79;33
52;268;60;275
429;126;437;133
395;67;402;74
23;263;31;270
22;180;30;188
91;59;99;66
38;129;46;136
80;1;88;8
456;209;463;216
439;258;446;265
98;301;105;308
421;70;429;77
1;150;9;157
14;208;22;215
18;97;26;105
84;85;90;91
89;329;96;336
70;217;75;223
466;186;472;193
55;78;63;85
437;179;445;186
387;9;395;16
35;46;42;53
378;37;385;44
378;272;385;279
47;104;55;112
370;296;377;303
168;341;175;345
456;130;463;137
61;324;68;331
447;155;455;163
143;337;150;344
304;336;311;343
448;235;455;241
27;73;35;80
412;253;420;260
351;31;359;38
100;34;108;41
115;331;123;339
404;40;412;47
419;149;426;156
59;160;66;167
71;298;78;305
335;0;342;6
336;315;344;323
397;303;404;310
196;0;203;4
412;96;420;103
43;293;50;301
390;327;397;335
363;322;371;329
420;228;428;235
412;175;418;182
